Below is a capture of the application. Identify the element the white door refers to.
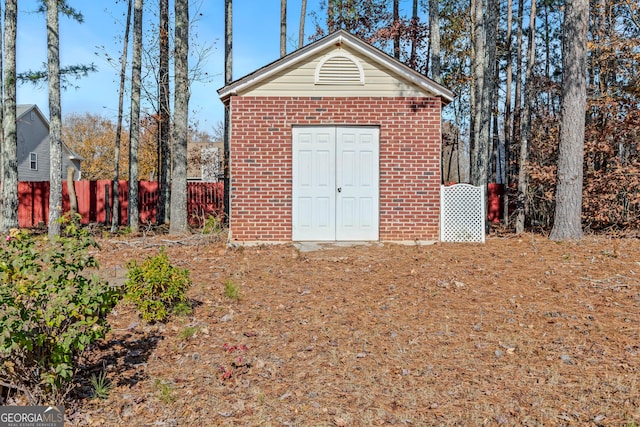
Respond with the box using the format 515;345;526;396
292;126;379;241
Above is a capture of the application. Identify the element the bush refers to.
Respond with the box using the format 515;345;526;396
124;247;192;323
0;218;121;403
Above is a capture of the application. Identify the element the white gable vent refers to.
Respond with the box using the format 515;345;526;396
315;52;364;85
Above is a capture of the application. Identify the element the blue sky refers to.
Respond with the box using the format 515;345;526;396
16;0;324;134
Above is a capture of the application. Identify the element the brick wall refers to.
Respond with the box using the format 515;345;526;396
229;96;442;242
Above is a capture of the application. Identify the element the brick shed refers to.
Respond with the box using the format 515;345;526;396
218;30;454;243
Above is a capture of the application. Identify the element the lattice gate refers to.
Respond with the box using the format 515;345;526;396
440;184;485;243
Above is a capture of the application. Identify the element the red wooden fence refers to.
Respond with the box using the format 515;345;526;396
17;180;224;228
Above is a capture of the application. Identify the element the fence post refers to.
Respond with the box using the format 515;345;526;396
105;184;111;225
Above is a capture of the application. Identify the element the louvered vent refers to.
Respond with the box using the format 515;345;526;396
315;54;364;85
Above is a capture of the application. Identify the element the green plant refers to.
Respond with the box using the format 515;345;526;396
119;226;132;235
173;301;193;317
224;279;241;301
202;215;224;235
179;326;199;340
89;369;113;399
124;247;192;322
0;217;121;402
154;378;175;403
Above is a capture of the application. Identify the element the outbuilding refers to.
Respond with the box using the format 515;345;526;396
218;30;454;244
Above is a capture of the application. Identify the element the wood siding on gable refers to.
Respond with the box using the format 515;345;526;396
240;46;431;98
17;112;51;182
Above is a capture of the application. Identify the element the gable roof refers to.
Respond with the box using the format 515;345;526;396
218;30;455;105
17;103;84;162
17;104;48;123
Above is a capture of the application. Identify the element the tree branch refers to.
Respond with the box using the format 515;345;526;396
17;63;97;89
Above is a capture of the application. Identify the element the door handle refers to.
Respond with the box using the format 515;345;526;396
337;187;342;193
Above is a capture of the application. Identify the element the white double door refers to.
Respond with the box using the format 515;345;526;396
292;126;379;241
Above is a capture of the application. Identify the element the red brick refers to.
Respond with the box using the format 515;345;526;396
229;96;442;241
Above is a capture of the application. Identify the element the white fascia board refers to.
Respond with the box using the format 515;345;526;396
343;37;455;103
217;35;342;100
218;31;455;104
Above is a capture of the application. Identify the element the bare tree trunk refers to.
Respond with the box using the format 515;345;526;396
393;0;400;59
158;0;171;224
469;0;481;183
1;0;18;232
492;59;501;183
550;0;588;241
513;0;524;147
128;0;143;233
48;0;63;239
409;0;418;68
488;0;500;183
67;166;77;215
429;0;440;82
299;0;307;48
224;0;232;225
455;102;465;182
543;1;552;114
280;0;287;57
111;0;132;233
503;0;513;226
169;0;190;234
0;0;4;182
515;0;536;234
471;0;495;190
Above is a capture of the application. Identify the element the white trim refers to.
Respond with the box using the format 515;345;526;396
29;152;38;170
218;30;454;103
343;37;454;101
314;50;365;85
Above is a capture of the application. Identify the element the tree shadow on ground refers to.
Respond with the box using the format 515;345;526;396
72;330;163;399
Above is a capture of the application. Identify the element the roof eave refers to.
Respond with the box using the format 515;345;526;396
217;30;455;104
340;34;455;103
218;32;345;100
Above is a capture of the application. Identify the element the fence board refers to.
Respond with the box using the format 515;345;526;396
16;180;224;228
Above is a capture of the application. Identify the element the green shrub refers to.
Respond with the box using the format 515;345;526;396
0;218;121;403
124;247;191;323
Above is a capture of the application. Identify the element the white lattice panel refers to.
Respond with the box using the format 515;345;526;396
440;184;485;243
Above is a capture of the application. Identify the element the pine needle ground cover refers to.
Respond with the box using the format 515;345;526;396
44;234;640;426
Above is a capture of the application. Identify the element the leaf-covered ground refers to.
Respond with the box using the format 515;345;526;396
63;234;639;425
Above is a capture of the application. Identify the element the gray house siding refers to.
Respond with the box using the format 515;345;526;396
17;106;51;181
16;104;82;181
62;145;82;180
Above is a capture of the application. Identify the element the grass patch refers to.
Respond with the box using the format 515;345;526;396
89;370;113;400
224;280;241;301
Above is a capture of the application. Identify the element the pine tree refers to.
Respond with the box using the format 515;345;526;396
47;0;63;239
1;0;18;232
550;0;588;240
169;0;189;233
128;0;143;233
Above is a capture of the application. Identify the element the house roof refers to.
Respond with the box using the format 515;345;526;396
17;104;48;123
218;30;455;105
17;104;84;162
62;141;84;161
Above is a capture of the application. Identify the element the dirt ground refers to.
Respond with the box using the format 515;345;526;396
60;232;639;426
